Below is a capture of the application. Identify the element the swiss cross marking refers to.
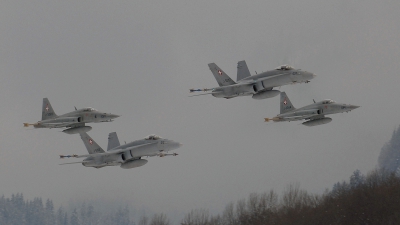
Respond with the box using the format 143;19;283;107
45;104;49;111
218;70;223;75
89;139;93;145
283;98;287;105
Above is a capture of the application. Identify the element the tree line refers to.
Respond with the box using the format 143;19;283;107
178;169;400;225
2;126;400;224
0;194;173;225
1;169;399;225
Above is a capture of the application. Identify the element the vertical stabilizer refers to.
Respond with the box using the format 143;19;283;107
237;60;251;81
280;92;296;114
107;132;121;151
79;132;105;154
208;63;236;87
42;98;57;120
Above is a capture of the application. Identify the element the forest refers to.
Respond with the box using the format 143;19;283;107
1;126;399;225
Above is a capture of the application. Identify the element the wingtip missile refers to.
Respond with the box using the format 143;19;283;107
189;88;212;93
60;154;78;159
264;117;279;122
23;123;37;127
157;152;178;157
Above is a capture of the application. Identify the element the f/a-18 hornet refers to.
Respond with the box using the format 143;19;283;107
190;60;316;99
264;92;359;126
60;132;182;169
23;98;120;134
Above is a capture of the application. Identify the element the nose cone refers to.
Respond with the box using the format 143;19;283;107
108;114;120;119
169;141;183;150
349;105;360;110
302;71;315;82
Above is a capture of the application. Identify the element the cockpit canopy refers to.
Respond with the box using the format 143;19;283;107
275;65;293;71
145;134;162;140
322;99;336;104
82;107;97;112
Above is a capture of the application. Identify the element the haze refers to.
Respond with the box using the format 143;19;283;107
1;0;399;222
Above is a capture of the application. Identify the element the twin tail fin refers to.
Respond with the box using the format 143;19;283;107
208;63;236;87
236;60;251;81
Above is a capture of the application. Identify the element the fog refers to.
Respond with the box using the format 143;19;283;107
1;0;399;222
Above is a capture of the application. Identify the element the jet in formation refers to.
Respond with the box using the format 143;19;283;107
190;61;316;99
60;132;182;169
23;98;120;134
264;92;359;126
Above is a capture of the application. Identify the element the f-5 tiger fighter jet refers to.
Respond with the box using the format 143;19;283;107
23;98;120;134
60;132;182;169
264;92;359;126
190;61;316;99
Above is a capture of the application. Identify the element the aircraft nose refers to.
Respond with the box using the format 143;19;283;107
108;114;120;119
349;105;360;110
170;141;183;150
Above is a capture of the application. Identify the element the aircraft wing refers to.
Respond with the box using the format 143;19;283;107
279;115;310;121
59;161;84;165
74;142;156;158
239;72;296;86
281;115;325;121
42;122;85;128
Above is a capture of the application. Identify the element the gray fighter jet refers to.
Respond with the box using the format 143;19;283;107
60;132;182;169
264;92;359;126
190;61;315;99
23;98;120;134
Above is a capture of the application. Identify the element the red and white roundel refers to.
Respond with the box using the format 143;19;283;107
89;139;93;145
283;98;287;105
218;70;223;75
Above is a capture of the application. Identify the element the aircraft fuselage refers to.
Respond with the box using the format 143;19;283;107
212;69;315;99
276;101;360;122
34;109;119;128
82;138;181;168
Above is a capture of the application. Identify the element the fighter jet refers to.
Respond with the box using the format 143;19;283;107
264;92;359;126
60;132;182;169
23;98;120;134
190;61;316;99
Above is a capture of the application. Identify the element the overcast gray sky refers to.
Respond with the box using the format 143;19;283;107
1;0;400;222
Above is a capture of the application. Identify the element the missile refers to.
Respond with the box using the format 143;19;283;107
23;123;38;127
190;88;212;93
60;154;78;159
157;153;178;157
